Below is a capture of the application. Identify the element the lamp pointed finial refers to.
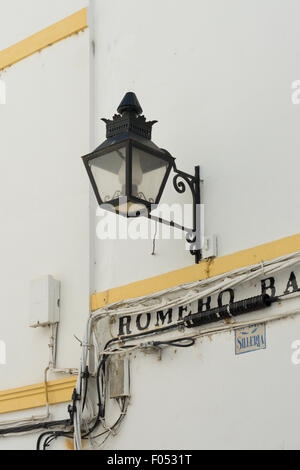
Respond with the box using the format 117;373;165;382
117;92;143;115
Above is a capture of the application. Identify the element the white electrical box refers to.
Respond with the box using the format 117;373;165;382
29;275;60;328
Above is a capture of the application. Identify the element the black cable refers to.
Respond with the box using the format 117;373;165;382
30;325;204;447
104;322;185;349
37;430;72;450
79;344;133;440
37;432;54;451
153;338;195;348
91;396;128;440
43;434;57;450
82;365;90;412
35;355;107;449
62;354;108;445
69;335;193;442
0;418;71;437
2;317;189;447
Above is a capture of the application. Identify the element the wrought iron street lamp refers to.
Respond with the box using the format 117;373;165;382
82;92;201;263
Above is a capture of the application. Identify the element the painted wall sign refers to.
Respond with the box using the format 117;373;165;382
103;265;300;339
235;323;266;355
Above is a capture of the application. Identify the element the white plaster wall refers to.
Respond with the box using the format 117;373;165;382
0;24;90;411
0;1;91;451
92;0;300;291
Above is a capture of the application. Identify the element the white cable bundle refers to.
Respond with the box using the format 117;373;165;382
92;251;300;319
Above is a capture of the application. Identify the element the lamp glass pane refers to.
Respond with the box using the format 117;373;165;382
131;147;168;204
89;147;126;202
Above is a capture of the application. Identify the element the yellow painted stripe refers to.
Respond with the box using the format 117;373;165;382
0;376;77;415
0;8;87;71
91;233;300;311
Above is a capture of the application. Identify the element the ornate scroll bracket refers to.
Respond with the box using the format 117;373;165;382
149;162;201;264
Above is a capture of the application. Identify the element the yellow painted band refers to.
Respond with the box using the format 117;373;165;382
91;233;300;311
0;8;87;71
0;376;77;415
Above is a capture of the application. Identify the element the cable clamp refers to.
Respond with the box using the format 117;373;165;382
226;305;232;317
140;341;156;349
68;404;75;424
100;418;117;436
68;389;81;424
260;260;267;275
72;389;81;402
73;335;93;349
81;367;90;380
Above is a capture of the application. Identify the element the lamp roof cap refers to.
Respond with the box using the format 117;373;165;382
117;92;143;115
